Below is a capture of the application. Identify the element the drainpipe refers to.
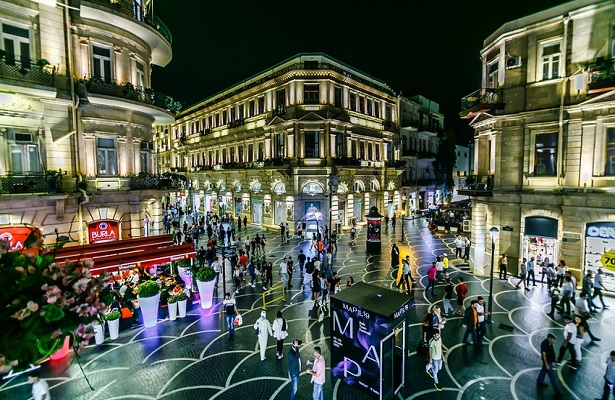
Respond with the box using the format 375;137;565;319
557;15;570;187
63;0;88;244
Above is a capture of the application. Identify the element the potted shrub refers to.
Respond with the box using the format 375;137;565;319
450;222;461;233
105;310;121;340
167;293;178;321
176;291;188;318
435;219;447;232
195;266;216;309
176;259;193;290
136;280;160;328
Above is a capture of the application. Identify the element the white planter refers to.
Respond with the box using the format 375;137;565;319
450;226;458;233
108;318;120;340
93;322;105;345
196;279;216;309
178;267;192;290
168;301;178;321
437;225;446;232
137;293;161;328
178;299;187;318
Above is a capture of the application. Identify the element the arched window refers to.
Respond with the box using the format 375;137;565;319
302;182;324;195
251;181;262;193
273;182;286;195
370;180;380;192
353;181;365;193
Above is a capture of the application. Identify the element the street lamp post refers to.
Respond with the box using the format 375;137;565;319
487;227;499;323
400;192;407;243
327;174;339;243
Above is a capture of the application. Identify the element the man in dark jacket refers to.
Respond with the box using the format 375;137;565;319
462;300;480;351
536;333;561;397
288;339;302;400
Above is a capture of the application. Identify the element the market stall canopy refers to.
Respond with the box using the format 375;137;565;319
50;235;195;275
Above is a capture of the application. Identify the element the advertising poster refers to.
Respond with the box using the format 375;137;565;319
331;302;387;397
585;222;615;287
88;220;119;243
367;219;381;243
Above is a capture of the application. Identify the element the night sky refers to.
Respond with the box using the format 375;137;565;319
152;0;569;144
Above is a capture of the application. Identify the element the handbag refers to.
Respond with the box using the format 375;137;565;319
234;314;243;326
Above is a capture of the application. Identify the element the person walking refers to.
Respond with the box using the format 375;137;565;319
254;310;273;361
575;292;601;342
435;257;445;282
391;244;400;269
288;339;302;400
536;333;562;398
526;256;536;287
280;223;286;242
223;292;239;338
456;277;468;316
432;305;446;335
556;314;578;368
28;371;50;400
559;276;574;315
464;237;471;260
454;236;464;259
547;286;561;319
272;310;289;360
514;258;529;290
279;257;289;289
499;254;508;280
396;256;412;294
263;262;273;290
297;250;306;278
476;296;489;346
427;262;437;296
598;351;615;400
462;300;481;352
583;271;598;312
593;268;609;309
426;332;445;391
306;346;326;400
442;278;454;315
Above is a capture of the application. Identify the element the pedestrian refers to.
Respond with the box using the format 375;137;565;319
456;277;468;315
223;292;239;338
559;276;574;315
574;291;601;342
536;333;562;398
462;300;481;351
279;257;289;289
280;223;286;242
573;315;585;365
547;286;561;318
272;310;289;359
391;244;400;269
346;276;354;287
319;273;329;308
288;339;302;400
404;255;416;282
391;214;396;230
427;262;437;295
583;271;598;312
298;249;306;277
432;305;446;335
254;310;273;361
435;257;444;282
599;351;615;400
442;254;449;276
442;278;454;315
476;296;489;345
593;268;609;309
454;235;464;258
526;256;536;287
248;258;257;287
28;370;50;400
263;261;273;290
396;256;412;294
556;260;566;287
306;346;326;400
464;237;471;260
286;223;290;242
499;253;508;280
426;331;445;391
514;258;529;290
540;259;548;286
556;314;578;368
243;215;247;228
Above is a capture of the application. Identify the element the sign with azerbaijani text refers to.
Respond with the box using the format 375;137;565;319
88;220;119;243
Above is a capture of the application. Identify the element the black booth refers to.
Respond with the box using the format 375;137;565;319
330;282;413;399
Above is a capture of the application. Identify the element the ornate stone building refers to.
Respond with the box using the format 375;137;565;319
460;0;615;284
156;53;411;232
0;0;176;246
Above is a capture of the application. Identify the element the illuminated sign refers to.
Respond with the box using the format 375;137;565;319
0;226;42;252
88;220;119;243
366;219;381;243
585;222;615;287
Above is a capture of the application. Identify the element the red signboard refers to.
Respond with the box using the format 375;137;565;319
0;226;42;251
366;219;381;243
88;220;119;243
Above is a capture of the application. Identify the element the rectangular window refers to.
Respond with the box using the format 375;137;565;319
258;142;264;161
374;101;380;118
375;143;380;161
222;148;227;163
305;131;319;158
539;40;561;80
334;87;342;108
208;115;212;129
276;133;285;158
238;145;244;162
349;93;356;111
140;141;152;173
135;61;145;89
367;99;373;116
92;45;112;83
2;24;30;68
487;58;499;88
230;107;236;122
215;150;219;164
230;147;235;162
276;88;286;108
359;96;365;113
239;104;244;120
208;151;213;165
304;83;319;104
249;100;255;117
385;104;392;121
606;128;615;175
248;144;254;162
534;132;558;176
9;136;39;174
96;138;117;176
258;96;265;114
368;142;373;160
360;141;365;159
351;140;357;158
335;133;344;158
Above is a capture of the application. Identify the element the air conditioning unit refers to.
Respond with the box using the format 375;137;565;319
506;56;522;69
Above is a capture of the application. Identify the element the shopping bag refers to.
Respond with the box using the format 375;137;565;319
234;314;243;326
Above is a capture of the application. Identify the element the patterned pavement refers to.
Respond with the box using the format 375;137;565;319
1;218;613;400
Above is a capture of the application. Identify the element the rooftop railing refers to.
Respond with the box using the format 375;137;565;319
460;88;504;113
0;174;62;195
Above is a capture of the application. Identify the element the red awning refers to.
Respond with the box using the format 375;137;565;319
49;235;195;275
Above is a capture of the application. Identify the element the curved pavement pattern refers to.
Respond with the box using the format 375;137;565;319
1;218;611;399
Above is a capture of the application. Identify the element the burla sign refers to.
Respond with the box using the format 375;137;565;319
88;220;119;243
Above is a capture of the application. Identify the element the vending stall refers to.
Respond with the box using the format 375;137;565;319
330;282;413;399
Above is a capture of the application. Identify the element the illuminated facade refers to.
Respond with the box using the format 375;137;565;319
460;0;615;284
0;0;175;245
156;53;406;231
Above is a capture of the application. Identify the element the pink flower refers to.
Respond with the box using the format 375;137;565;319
26;301;39;312
50;329;63;339
71;303;92;317
11;308;31;320
44;285;62;304
72;278;90;294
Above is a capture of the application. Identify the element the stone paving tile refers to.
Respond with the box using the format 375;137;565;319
2;218;613;400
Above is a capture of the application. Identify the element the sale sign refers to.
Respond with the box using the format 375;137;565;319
584;222;615;286
88;220;119;243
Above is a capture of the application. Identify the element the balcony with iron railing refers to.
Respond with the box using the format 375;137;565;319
0;174;62;195
586;57;615;95
129;172;186;190
456;174;494;196
459;88;504;119
82;0;172;44
0;57;55;87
